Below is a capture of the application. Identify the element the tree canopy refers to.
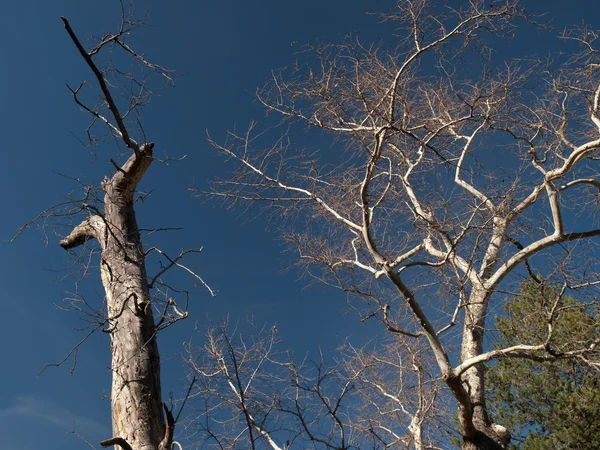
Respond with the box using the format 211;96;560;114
210;0;600;447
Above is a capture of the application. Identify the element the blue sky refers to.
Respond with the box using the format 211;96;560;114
1;1;598;449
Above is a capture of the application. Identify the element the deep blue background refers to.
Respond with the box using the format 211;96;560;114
1;1;597;448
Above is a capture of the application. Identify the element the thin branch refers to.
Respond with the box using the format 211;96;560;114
61;17;139;152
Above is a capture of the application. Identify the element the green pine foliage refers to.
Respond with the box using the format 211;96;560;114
486;281;600;449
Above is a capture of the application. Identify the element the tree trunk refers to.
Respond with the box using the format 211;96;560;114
61;145;168;450
459;289;510;450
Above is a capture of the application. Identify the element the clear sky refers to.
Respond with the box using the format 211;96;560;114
0;1;597;449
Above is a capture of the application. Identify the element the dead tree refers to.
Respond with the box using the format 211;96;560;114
208;1;600;448
59;15;166;450
17;3;210;449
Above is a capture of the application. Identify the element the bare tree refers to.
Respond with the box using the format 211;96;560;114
186;321;445;450
343;337;447;449
186;322;289;450
16;3;210;449
207;1;600;448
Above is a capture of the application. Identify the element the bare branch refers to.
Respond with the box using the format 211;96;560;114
61;17;139;152
99;437;134;450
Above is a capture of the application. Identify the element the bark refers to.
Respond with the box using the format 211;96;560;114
61;144;168;450
458;288;510;450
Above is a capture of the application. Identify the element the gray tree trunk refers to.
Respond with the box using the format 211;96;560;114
61;144;170;450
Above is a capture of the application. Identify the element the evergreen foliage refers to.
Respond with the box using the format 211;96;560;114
487;281;600;449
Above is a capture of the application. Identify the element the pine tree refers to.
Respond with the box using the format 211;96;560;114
487;281;600;449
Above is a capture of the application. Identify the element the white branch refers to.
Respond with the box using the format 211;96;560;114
454;122;494;210
210;137;362;233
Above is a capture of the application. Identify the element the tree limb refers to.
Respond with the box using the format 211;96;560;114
99;437;133;450
61;16;139;152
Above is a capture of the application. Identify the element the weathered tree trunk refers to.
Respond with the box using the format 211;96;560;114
61;144;170;450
